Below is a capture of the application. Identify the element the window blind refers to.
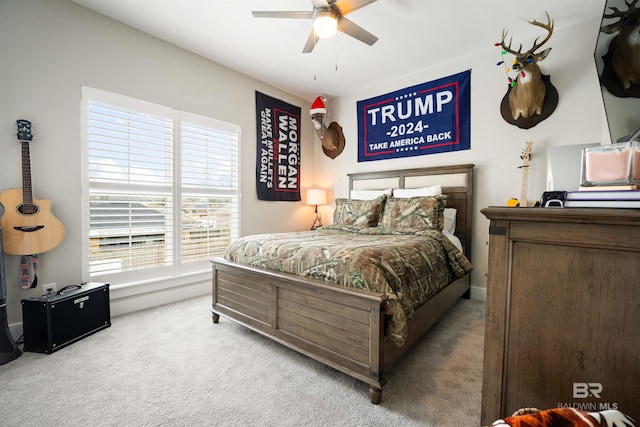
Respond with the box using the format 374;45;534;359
179;119;239;264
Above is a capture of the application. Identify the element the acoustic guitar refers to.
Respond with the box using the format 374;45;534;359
0;120;64;255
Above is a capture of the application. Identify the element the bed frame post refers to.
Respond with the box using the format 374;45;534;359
212;267;220;324
368;299;386;404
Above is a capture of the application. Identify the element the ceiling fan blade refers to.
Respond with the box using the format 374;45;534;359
311;0;330;8
337;16;378;46
252;11;314;19
302;29;318;53
332;0;378;16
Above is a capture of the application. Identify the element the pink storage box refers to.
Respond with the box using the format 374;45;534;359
581;141;640;186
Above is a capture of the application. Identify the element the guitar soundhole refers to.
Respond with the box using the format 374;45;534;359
18;203;39;215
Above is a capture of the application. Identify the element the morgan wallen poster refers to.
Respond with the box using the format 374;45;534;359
357;70;471;162
255;91;301;201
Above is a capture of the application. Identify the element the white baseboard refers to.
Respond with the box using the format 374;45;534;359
469;285;486;301
110;279;209;317
9;322;22;342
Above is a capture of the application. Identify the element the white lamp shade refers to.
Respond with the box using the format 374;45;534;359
313;12;338;39
306;188;327;206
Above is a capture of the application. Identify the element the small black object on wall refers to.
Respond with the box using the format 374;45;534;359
22;282;110;354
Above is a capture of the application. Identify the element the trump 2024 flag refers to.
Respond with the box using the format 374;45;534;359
357;70;470;162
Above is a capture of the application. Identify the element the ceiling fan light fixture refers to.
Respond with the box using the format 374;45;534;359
313;10;337;39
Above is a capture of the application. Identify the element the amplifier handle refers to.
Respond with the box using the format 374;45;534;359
58;285;82;294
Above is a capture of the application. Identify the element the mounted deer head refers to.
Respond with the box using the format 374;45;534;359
499;11;555;121
601;0;640;91
309;96;345;159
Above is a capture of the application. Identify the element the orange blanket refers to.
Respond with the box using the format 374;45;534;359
490;407;635;427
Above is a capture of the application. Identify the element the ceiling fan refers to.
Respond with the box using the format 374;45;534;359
252;0;379;53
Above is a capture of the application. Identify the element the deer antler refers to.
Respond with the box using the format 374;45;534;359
604;0;639;18
527;11;554;54
500;11;554;56
500;30;523;56
601;0;640;34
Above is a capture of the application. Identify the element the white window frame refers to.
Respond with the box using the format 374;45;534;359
80;86;240;287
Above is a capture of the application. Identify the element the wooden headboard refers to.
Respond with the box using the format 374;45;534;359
348;164;474;262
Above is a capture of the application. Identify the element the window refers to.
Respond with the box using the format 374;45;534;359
81;87;240;284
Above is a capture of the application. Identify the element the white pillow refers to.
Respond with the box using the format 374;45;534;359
443;230;463;252
350;188;392;200
443;208;457;234
393;185;442;198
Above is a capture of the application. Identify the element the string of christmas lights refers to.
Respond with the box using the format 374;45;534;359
494;42;534;88
495;42;519;87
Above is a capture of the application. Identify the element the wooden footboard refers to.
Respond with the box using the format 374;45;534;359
211;257;388;403
211;257;470;404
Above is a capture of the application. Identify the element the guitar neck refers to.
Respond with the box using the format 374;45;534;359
520;161;529;208
21;140;33;205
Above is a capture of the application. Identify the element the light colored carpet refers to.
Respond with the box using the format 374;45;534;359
0;294;485;427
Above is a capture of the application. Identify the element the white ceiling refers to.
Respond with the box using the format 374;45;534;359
70;0;606;101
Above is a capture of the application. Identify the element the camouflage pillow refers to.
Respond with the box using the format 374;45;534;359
330;195;387;228
377;195;447;233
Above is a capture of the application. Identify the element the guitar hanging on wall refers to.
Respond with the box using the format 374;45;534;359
507;140;536;207
0;120;65;255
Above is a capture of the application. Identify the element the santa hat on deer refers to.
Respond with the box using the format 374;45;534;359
309;96;327;115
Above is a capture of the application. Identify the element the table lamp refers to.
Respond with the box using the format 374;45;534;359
306;189;327;230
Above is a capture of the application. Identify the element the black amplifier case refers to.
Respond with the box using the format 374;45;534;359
21;282;110;354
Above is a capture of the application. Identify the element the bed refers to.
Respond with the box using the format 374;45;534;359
210;164;474;404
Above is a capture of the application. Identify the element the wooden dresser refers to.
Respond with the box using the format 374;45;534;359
480;207;640;424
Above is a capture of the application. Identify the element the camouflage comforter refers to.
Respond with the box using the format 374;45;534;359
224;228;473;346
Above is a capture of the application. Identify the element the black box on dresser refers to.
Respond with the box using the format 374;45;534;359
21;282;110;354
